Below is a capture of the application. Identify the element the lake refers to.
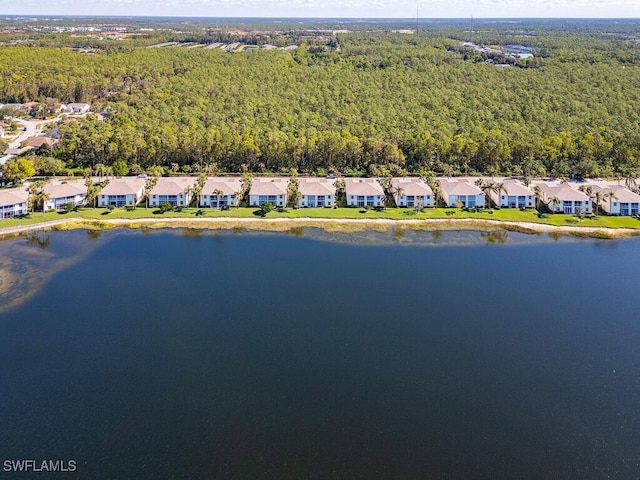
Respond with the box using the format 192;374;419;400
1;227;639;479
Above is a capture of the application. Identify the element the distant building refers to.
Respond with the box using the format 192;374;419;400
24;136;58;150
200;177;243;208
0;103;25;112
344;178;384;207
535;182;591;214
591;185;640;216
249;177;288;207
148;177;195;208
64;103;91;114
0;187;29;218
98;178;146;207
297;178;336;208
391;177;433;208
43;181;87;211
439;179;485;208
491;180;536;208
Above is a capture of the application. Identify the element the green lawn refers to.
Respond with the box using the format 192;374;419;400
3;206;640;230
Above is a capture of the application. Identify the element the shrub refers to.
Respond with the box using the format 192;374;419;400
260;201;273;215
159;201;172;213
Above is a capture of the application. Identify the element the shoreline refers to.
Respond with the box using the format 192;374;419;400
2;216;639;239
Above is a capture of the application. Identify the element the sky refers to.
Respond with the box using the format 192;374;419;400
3;0;640;18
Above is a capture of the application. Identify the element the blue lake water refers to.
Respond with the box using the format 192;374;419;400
0;228;639;479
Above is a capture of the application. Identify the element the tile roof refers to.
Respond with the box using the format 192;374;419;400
298;178;336;196
44;181;87;198
439;179;483;196
344;178;384;196
100;178;146;196
249;177;289;196
0;187;29;206
391;177;433;196
202;177;243;196
150;177;194;196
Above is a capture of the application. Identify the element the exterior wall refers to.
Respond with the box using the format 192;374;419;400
604;200;639;216
0;202;28;218
200;194;237;208
149;193;188;207
298;194;334;208
249;194;287;207
346;194;383;207
396;194;433;208
550;200;592;214
44;194;86;211
98;193;138;207
497;194;535;208
444;193;485;208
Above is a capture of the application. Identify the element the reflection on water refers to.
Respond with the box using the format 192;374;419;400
481;230;509;244
0;226;615;314
0;230;104;314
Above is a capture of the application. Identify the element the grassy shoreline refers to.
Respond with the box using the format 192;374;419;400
2;207;640;239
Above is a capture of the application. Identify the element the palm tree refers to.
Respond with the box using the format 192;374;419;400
212;189;224;209
624;172;638;192
475;179;495;209
606;191;617;215
144;176;158;208
28;180;50;214
532;185;546;212
94;163;107;183
191;173;207;207
393;186;404;207
593;191;603;216
425;176;442;208
442;164;454;178
550;196;561;213
494;182;507;208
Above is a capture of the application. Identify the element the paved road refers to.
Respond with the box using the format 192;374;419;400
7;116;63;149
1;115;64;165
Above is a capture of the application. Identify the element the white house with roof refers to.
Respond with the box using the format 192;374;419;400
391;177;433;208
148;177;195;208
0;187;29;218
591;185;640;216
297;177;335;208
200;177;243;208
439;179;485;208
491;180;536;209
98;178;146;207
249;177;288;207
64;103;91;114
344;178;384;207
43;181;87;211
535;182;591;214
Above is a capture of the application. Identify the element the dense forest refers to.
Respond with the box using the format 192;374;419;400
1;19;640;178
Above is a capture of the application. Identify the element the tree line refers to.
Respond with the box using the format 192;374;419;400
1;26;640;179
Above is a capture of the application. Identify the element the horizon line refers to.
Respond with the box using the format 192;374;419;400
3;14;640;20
